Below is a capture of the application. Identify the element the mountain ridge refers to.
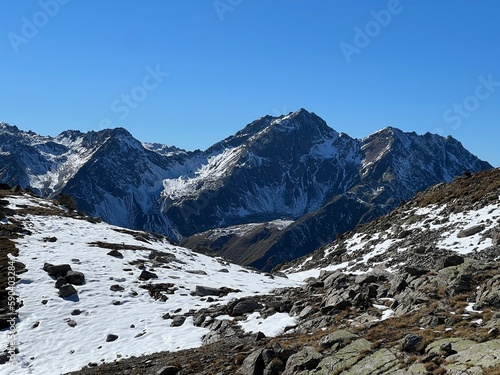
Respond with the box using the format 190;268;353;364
0;110;492;269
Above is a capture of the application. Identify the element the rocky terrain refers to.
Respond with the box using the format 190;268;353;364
1;110;491;270
2;169;500;374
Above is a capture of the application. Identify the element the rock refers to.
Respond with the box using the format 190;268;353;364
283;346;322;374
426;338;476;356
457;225;485;238
107;249;123;258
67;319;77;328
315;339;372;374
139;270;158;281
65;270;85;285
43;263;71;278
232;299;262;316
170;316;186;327
106;334;119;342
238;349;265;375
446;339;500;368
186;270;208;275
194;286;220;297
59;284;78;298
341;348;399;374
156;366;179;375
149;250;176;263
110;284;125;292
43;237;57;242
71;309;82;316
319;330;358;349
437;255;464;269
402;334;424;353
404;266;428;277
218;268;229;273
321;289;353;312
55;276;66;289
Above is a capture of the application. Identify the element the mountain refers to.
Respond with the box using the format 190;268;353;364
0;111;492;270
2;169;500;374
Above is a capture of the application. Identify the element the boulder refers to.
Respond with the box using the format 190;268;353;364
43;263;71;278
457;225;485;238
156;366;179;375
341;348;399;374
107;249;123;258
315;339;372;374
232;299;262;316
238;349;265;375
106;334;119;342
437;255;464;269
194;286;220;297
65;270;85;285
59;284;77;298
401;334;424;353
110;284;125;292
139;270;158;281
319;330;358;349
283;346;322;374
170;316;186;327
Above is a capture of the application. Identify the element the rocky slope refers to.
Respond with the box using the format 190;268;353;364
2;169;500;374
0;111;492;270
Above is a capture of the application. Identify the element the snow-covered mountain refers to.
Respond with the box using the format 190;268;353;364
0;110;492;270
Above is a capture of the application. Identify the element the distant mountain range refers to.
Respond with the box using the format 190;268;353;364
0;109;492;269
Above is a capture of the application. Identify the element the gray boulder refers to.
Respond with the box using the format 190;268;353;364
59;284;77;298
65;270;85;285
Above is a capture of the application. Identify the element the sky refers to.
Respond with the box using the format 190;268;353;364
1;1;499;166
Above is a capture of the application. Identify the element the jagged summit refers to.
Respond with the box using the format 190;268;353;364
0;112;492;269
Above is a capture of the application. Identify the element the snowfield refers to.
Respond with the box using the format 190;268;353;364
0;195;302;375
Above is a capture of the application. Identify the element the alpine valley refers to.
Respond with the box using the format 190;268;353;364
0;109;492;270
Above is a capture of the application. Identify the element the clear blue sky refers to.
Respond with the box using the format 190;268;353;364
1;1;499;166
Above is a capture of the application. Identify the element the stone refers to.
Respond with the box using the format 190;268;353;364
437;255;464;269
446;339;500;368
107;249;123;258
404;266;428;277
156;366;179;375
139;270;158;281
402;334;424;353
232;299;261;316
170;316;186;327
341;348;399;374
43;237;57;242
65;270;85;285
55;276;66;288
43;263;71;278
59;284;77;298
283;346;322;374
110;284;125;292
238;349;265;375
194;285;220;297
319;330;358;349
457;225;485;238
315;339;372;374
106;334;119;342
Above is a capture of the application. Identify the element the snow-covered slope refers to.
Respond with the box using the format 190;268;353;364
281;168;500;276
0;194;300;375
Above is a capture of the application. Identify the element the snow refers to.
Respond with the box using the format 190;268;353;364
238;312;296;336
0;195;301;375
